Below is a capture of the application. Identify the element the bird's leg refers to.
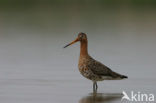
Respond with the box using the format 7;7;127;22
93;81;97;93
95;82;98;90
93;82;95;92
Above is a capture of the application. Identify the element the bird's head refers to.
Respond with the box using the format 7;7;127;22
64;32;87;48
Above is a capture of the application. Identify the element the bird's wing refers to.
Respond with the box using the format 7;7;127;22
88;57;124;78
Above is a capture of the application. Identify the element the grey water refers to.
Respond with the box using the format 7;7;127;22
0;1;156;103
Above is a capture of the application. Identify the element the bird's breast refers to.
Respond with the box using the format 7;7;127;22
78;57;89;71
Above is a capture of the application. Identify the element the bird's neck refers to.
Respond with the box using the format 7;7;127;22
80;40;88;58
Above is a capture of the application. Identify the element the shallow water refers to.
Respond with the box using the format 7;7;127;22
0;1;156;103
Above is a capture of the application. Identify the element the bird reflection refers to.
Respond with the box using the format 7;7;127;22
79;91;122;103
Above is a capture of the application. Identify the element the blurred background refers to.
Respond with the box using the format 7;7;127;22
0;0;156;103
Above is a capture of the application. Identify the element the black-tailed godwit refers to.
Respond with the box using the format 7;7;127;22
64;32;128;92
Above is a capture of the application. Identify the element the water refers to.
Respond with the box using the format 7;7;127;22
0;1;156;103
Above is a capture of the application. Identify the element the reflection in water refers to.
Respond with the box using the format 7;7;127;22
79;92;122;103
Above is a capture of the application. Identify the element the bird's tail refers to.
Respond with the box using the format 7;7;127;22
109;70;128;79
120;75;128;79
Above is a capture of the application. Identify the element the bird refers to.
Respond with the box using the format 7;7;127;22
64;32;128;92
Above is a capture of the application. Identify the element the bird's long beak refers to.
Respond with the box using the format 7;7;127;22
64;37;79;48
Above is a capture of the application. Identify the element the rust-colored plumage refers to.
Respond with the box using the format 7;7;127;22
64;32;128;92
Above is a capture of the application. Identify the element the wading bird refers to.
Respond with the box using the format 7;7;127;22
64;32;128;92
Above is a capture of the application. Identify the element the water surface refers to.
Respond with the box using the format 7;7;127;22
0;1;156;103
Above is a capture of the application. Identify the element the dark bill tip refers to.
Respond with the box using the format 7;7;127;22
63;44;70;48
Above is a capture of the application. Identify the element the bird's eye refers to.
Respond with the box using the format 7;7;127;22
78;33;85;39
80;35;83;38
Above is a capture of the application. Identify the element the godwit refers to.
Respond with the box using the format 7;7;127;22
64;32;128;92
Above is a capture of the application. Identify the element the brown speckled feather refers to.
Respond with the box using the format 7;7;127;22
87;56;126;79
78;55;127;81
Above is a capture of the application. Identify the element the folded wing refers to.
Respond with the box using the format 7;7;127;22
88;57;128;79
